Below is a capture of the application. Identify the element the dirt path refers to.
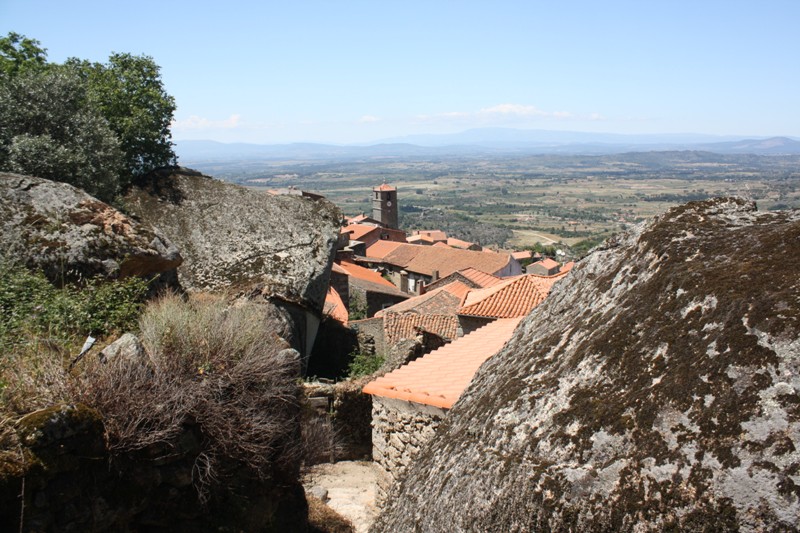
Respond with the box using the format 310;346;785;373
303;461;380;533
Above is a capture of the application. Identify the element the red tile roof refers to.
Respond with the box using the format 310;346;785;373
364;240;407;260
366;242;512;278
343;223;380;242
446;237;476;249
432;241;451;248
377;281;469;316
458;267;503;288
537;257;560;270
383;312;460;345
407;234;435;245
511;250;532;261
459;271;568;318
413;230;447;242
375;183;396;191
337;260;396;288
323;286;348;325
363;317;523;408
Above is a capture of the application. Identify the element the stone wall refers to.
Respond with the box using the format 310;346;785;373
371;396;445;502
350;317;386;356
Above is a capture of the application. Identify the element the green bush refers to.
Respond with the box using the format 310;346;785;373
347;350;384;378
0;263;149;350
0;263;150;418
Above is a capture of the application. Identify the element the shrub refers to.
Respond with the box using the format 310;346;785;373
0;263;149;417
77;294;302;490
346;350;384;378
0;262;149;352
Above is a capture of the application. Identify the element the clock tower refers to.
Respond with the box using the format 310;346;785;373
372;183;399;229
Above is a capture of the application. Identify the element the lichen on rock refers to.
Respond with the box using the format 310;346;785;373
373;198;800;532
122;167;341;313
0;173;182;284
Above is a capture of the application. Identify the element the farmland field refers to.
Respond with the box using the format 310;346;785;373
188;151;800;252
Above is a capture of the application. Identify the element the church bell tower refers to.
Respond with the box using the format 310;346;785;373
372;183;398;229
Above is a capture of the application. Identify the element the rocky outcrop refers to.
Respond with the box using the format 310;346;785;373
123;168;340;311
374;198;800;532
0;173;181;283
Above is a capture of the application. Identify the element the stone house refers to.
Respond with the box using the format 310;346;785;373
335;260;408;318
457;268;572;334
527;257;561;276
362;317;524;500
362;241;521;294
341;223;407;249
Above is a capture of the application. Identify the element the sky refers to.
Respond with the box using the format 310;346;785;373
2;0;799;144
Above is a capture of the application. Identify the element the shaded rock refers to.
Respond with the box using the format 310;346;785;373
123;167;341;313
98;333;145;364
0;173;182;284
374;198;800;532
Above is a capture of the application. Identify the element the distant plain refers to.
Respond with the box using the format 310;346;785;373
183;151;800;250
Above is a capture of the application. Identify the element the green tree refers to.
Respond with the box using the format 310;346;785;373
0;67;124;201
73;53;177;182
0;33;177;198
0;32;47;75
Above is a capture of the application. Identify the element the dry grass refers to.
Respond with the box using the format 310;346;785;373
307;495;356;533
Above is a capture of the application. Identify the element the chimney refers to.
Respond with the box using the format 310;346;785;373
431;270;439;282
399;270;409;293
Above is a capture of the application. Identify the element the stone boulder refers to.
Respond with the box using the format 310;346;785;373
374;198;800;532
122;168;341;312
0;173;182;284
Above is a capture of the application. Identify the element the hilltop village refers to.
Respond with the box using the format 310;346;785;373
309;183;574;500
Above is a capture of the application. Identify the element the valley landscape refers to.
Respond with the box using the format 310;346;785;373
3;1;800;530
180;140;800;254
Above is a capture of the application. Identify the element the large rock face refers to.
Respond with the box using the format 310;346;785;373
0;173;181;283
374;198;800;532
123;168;340;312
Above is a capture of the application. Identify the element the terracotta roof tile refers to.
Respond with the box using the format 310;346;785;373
383;312;460;345
438;280;472;301
397;245;512;278
407;234;435;245
375;183;396;191
511;250;532;260
413;230;448;241
537;257;560;269
459;271;569;318
323;286;348;324
458;267;503;288
365;240;410;260
376;282;467;316
337;260;396;288
363;317;523;408
432;241;451;248
343;223;380;242
446;237;476;249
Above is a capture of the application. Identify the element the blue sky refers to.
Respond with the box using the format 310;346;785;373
2;1;798;144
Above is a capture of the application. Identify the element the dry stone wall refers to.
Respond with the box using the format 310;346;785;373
371;396;445;502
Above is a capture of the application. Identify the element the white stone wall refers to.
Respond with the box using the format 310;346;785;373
371;396;446;502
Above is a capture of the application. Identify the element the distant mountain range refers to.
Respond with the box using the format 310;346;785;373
175;129;800;163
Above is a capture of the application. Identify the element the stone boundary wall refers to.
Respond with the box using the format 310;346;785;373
371;396;446;502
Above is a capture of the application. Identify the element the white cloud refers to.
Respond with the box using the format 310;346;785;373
479;104;573;119
172;114;242;130
414;104;575;125
358;115;381;123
